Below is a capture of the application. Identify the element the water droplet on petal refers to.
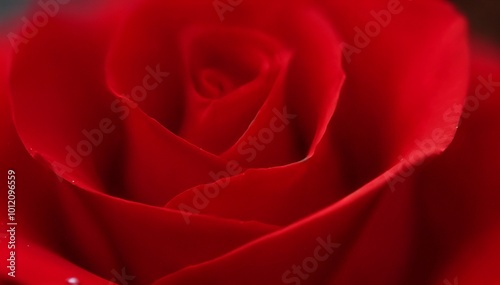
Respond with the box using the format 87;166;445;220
66;277;79;284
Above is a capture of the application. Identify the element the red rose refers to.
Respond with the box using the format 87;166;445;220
0;0;499;284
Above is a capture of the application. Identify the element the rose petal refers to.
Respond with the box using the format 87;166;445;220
321;0;469;190
165;133;345;226
107;0;345;166
166;0;468;226
9;2;132;193
176;26;287;154
0;241;110;285
8;2;234;205
155;167;397;285
410;39;500;284
3;152;278;283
